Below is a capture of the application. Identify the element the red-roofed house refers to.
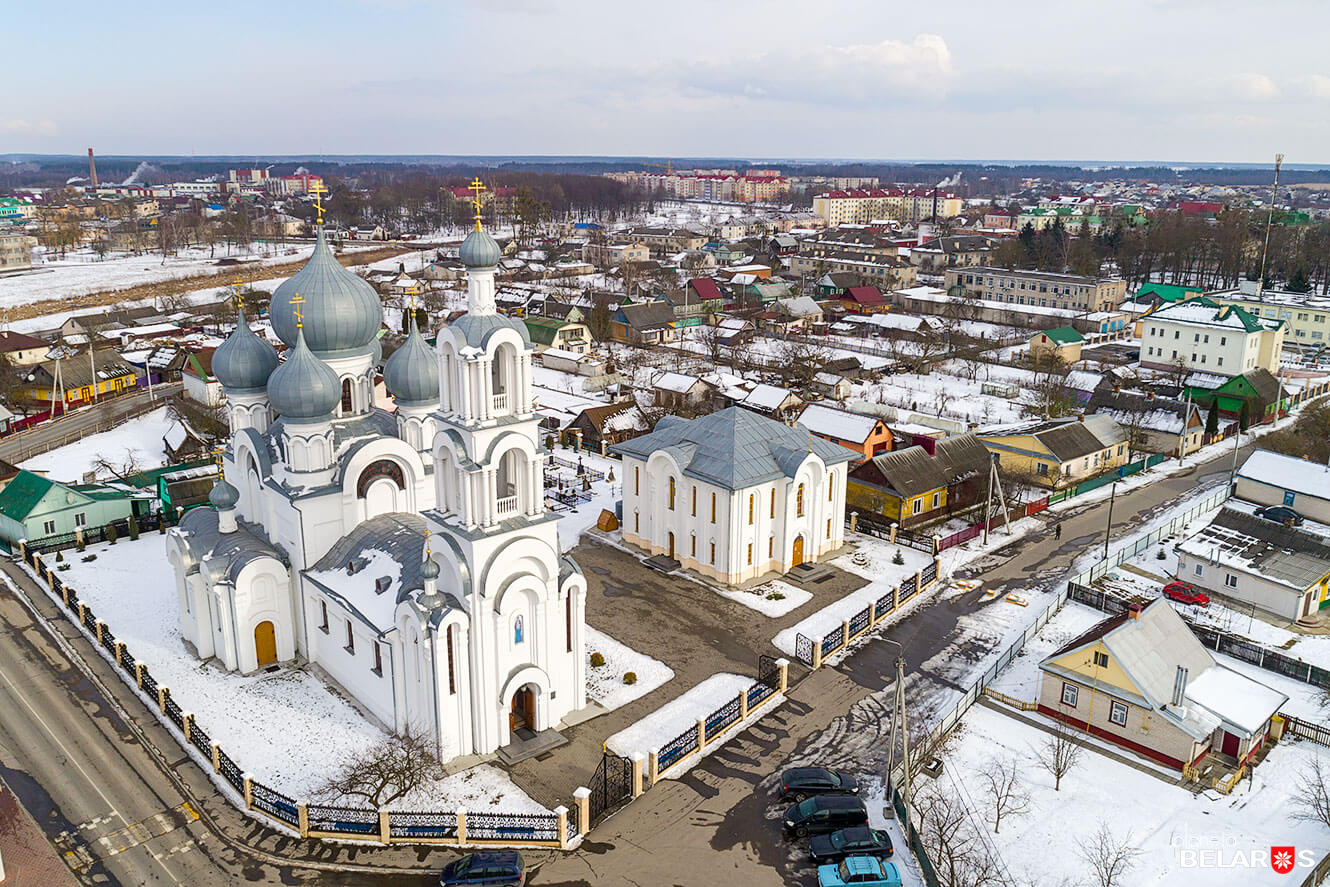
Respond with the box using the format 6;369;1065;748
839;286;889;315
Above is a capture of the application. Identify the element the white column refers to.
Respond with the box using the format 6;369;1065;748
479;359;493;422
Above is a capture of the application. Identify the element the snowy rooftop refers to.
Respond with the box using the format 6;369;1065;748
742;383;796;411
1238;450;1330;501
796;404;881;444
654;371;703;393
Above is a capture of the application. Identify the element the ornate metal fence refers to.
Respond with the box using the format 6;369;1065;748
217;748;244;794
466;811;559;843
849;605;871;637
189;723;211;757
100;625;117;656
704;694;743;737
250;781;299;827
656;724;699;772
794;632;815;667
874;592;894;621
163;692;184;731
819;627;841;658
140;669;158;700
587;752;634;825
387;810;458;840
899;573;919;602
921;561;937;587
310;804;380;836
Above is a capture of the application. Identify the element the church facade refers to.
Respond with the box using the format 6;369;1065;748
167;218;587;763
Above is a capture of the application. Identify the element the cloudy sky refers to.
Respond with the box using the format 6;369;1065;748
7;0;1328;163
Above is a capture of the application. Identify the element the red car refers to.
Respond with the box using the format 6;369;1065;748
1163;581;1210;606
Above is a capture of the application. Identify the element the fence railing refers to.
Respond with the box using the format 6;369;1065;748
20;543;570;849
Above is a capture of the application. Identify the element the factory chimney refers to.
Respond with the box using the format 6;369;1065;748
88;148;99;187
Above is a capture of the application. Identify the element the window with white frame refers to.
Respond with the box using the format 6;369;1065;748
1061;683;1079;707
1225;573;1237;588
1109;700;1129;727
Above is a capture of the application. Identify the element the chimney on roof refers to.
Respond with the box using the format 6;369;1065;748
1128;602;1143;620
1171;665;1189;706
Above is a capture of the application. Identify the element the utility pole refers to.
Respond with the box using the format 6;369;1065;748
982;453;1011;545
1176;387;1193;463
1228;418;1243;490
1102;480;1117;561
1256;153;1283;302
880;638;909;833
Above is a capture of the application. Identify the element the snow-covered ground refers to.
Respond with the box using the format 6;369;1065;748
931;702;1330;886
717;579;811;618
605;672;777;761
547;448;621;553
584;626;674;711
39;536;544;812
21;406;176;481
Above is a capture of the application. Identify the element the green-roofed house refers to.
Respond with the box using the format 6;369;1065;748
522;315;591;355
1134;283;1205;305
1029;326;1084;363
0;470;154;547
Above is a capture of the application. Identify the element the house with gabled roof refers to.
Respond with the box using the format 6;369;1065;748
522;316;591;355
611;300;677;345
1141;297;1284;375
0;469;154;547
565;401;652;453
979;415;1128;488
1038;599;1287;772
739;383;804;423
1029;326;1084;363
796;404;892;460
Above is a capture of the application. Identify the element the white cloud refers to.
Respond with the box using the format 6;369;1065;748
0;118;57;135
1229;72;1280;101
1301;74;1330;99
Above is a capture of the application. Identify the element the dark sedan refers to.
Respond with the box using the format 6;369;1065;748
809;826;895;864
439;850;525;886
1255;505;1304;526
779;767;860;801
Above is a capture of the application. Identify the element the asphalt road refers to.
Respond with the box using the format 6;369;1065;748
0;384;182;464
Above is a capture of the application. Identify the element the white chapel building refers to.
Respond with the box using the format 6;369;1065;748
166;221;587;762
612;408;854;585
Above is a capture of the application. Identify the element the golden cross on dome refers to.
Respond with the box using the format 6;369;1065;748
424;527;432;557
291;292;306;329
212;445;226;475
310;182;329;225
233;277;245;314
468;177;486;232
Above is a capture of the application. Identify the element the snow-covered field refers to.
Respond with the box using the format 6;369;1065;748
932;703;1330;886
40;536;544;812
21;406;175;481
585;626;673;711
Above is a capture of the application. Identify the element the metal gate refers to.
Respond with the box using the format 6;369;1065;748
758;654;780;690
587;751;633;825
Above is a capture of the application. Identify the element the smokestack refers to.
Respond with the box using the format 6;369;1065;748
88;148;99;187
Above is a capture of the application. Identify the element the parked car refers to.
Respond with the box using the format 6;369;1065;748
783;795;869;839
1163;581;1210;606
809;826;895;865
817;855;903;887
1255;505;1305;526
439;850;525;886
779;767;860;801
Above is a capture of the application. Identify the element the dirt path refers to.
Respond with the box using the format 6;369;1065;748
10;244;411;322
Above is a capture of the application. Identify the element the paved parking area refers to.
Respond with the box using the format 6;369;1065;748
505;535;868;807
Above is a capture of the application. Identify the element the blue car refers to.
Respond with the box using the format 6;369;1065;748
439;850;525;886
817;855;903;887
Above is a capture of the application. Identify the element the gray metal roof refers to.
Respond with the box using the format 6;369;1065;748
383;316;440;406
459;228;501;267
447;312;532;350
178;506;284;584
212;308;278;394
266;327;341;421
611;406;855;490
270;227;383;358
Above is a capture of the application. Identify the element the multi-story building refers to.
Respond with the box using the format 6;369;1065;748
1207;285;1330;349
605;169;789;203
582;240;649;269
812;189;962;226
789;250;917;290
908;235;995;272
271;173;324;195
795;228;900;260
622;226;707;256
229;169;270;184
0;228;36;272
1139;297;1284;375
945;267;1127;313
0;197;35;224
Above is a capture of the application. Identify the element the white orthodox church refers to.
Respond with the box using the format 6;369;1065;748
167;218;587;762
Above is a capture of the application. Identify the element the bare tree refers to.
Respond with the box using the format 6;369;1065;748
316;728;443;809
911;782;1003;887
92;448;145;482
1290;757;1330;831
1036;720;1084;791
978;755;1031;834
1077;821;1142;887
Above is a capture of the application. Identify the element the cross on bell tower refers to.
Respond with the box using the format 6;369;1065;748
310;183;329;225
468;178;486;232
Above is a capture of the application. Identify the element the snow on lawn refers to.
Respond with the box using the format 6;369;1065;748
606;673;772;760
45;535;545;812
717;580;811;618
585;626;674;711
772;540;932;655
21;406;175;480
935;703;1330;886
985;601;1108;702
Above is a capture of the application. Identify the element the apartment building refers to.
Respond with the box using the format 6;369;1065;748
605;170;790;202
622;226;707;256
811;188;962;226
1140;298;1284;375
945;267;1127;313
582;240;649;269
1207;285;1330;348
0;228;36;271
789;250;917;289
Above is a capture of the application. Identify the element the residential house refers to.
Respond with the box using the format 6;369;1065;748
1176;506;1330;623
684;278;727;319
764;297;823;334
566;401;652;453
839;286;889;315
0;470;156;546
1183;368;1286;424
533;301;587;324
181;348;222;406
611;301;677;345
1088;390;1204;457
1029;327;1084;363
768;234;798;257
0;330;52;366
791;252;916;291
908;235;995;272
1235;450;1330;526
816;271;862;297
945;267;1127;313
811;373;851;401
623;227;708;257
22;351;139;407
796;404;892;460
1140;298;1284;375
1037;600;1287;771
522;316;591;355
666;285;715;329
385;273;426;300
583;240;650;269
0;228;37;272
979;416;1128;488
739;384;804;423
846;432;992;528
652;372;717;413
612;407;854;584
715;317;756;346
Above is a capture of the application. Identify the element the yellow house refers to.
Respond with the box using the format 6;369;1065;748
846;447;949;527
979;415;1127;489
1038;600;1286;771
22;351;139;406
1028;327;1084;363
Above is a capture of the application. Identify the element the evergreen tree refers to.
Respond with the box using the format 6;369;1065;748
1238;399;1252;431
1288;265;1313;293
1205;404;1219;436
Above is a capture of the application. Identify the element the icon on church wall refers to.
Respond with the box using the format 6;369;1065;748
514;614;524;645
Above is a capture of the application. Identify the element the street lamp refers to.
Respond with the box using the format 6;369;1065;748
1102;479;1118;562
878;637;910;833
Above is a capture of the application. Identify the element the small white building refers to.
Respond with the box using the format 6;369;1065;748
1235;449;1330;526
612;407;855;585
1140;298;1284;375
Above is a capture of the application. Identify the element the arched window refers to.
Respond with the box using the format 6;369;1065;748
797;483;805;517
828;475;835;501
514;614;525;645
748;494;754;525
668;476;676;510
341;378;353;413
357;460;406;497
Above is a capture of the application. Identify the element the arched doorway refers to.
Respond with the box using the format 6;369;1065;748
791;535;805;568
509;684;537;734
254;621;277;667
